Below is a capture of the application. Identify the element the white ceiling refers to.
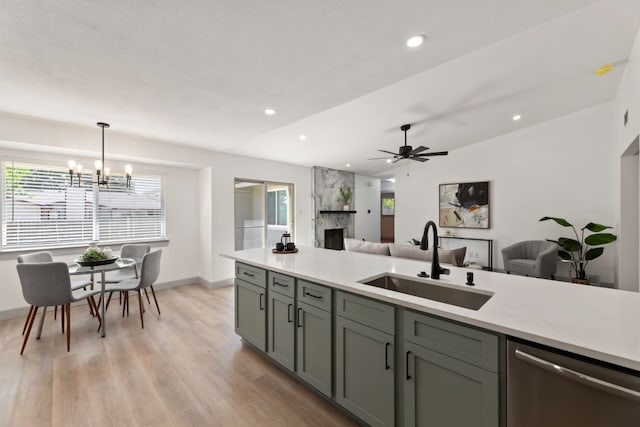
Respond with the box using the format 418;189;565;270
1;0;639;176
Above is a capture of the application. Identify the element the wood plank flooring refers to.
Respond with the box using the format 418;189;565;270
0;285;359;427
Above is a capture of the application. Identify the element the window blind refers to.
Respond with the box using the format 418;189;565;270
2;160;164;249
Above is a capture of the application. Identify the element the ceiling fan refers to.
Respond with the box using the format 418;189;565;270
369;124;448;163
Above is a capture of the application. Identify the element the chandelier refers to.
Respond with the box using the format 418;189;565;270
67;122;132;189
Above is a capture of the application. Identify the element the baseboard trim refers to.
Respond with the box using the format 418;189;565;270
0;276;232;321
198;277;234;289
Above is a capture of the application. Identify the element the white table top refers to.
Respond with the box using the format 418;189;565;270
222;246;640;372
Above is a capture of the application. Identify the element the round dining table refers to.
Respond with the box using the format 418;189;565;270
68;257;139;337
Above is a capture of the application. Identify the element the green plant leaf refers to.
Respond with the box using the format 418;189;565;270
558;250;572;260
539;216;572;227
558;237;581;251
583;222;612;232
584;233;617;245
585;247;604;261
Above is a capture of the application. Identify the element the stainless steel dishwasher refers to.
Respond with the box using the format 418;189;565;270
507;339;640;426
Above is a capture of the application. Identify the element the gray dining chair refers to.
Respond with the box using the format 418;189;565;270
17;251;94;336
101;244;151;307
16;262;102;354
105;249;162;329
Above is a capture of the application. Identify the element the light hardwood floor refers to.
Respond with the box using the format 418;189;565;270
0;285;359;427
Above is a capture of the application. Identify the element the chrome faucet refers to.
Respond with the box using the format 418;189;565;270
419;221;450;280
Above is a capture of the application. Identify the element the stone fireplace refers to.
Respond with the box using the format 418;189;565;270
311;166;355;248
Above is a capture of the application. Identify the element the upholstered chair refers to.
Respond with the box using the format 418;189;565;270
16;262;101;354
105;250;162;328
501;240;559;279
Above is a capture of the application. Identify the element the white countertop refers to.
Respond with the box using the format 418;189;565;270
221;246;640;372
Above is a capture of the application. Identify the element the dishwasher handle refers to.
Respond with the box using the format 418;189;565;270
515;348;640;402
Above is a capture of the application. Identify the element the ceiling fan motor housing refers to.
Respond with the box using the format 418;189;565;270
399;145;412;156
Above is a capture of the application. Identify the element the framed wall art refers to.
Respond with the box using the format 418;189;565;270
439;181;490;229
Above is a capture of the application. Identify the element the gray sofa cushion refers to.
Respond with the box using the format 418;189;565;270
344;238;390;255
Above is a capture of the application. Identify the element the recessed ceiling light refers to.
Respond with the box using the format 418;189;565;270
264;108;276;116
386;159;393;163
345;163;351;167
406;34;425;48
386;178;396;183
512;114;522;121
595;64;614;76
299;134;307;141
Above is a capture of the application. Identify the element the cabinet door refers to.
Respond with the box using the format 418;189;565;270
267;291;295;371
235;279;266;351
404;341;499;427
296;302;332;397
335;316;394;427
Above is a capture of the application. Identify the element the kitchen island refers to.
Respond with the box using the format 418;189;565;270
222;246;640;426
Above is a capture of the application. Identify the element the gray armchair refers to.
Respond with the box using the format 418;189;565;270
502;240;558;279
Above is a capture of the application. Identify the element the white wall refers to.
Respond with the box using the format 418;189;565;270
354;175;381;241
615;27;640;291
0;144;200;312
393;103;618;285
0;113;312;314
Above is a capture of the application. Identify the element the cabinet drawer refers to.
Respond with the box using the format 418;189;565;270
297;280;332;312
268;271;296;298
236;262;266;288
336;291;394;335
404;310;498;373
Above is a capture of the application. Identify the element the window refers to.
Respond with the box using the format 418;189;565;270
2;160;164;249
382;195;395;215
267;189;288;226
234;180;294;250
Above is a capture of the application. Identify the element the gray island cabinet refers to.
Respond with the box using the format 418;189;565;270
234;262;502;426
335;291;396;427
402;310;500;427
234;263;267;351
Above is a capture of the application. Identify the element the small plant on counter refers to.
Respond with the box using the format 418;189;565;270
540;216;617;282
407;238;421;246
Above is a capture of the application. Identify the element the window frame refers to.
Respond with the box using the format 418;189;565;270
1;156;167;252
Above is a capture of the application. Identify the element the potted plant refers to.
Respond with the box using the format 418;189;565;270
539;216;617;284
338;185;353;210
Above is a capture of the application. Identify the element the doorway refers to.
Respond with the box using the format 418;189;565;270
234;179;295;250
619;135;639;291
381;192;395;243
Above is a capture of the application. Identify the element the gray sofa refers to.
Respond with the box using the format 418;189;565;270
501;240;558;279
343;238;466;267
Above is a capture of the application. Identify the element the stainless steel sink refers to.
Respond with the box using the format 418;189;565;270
359;274;493;310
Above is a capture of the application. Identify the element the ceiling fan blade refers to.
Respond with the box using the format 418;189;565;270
378;149;399;155
409;145;428;155
392;157;404;164
368;156;394;160
416;151;449;157
411;157;429;163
